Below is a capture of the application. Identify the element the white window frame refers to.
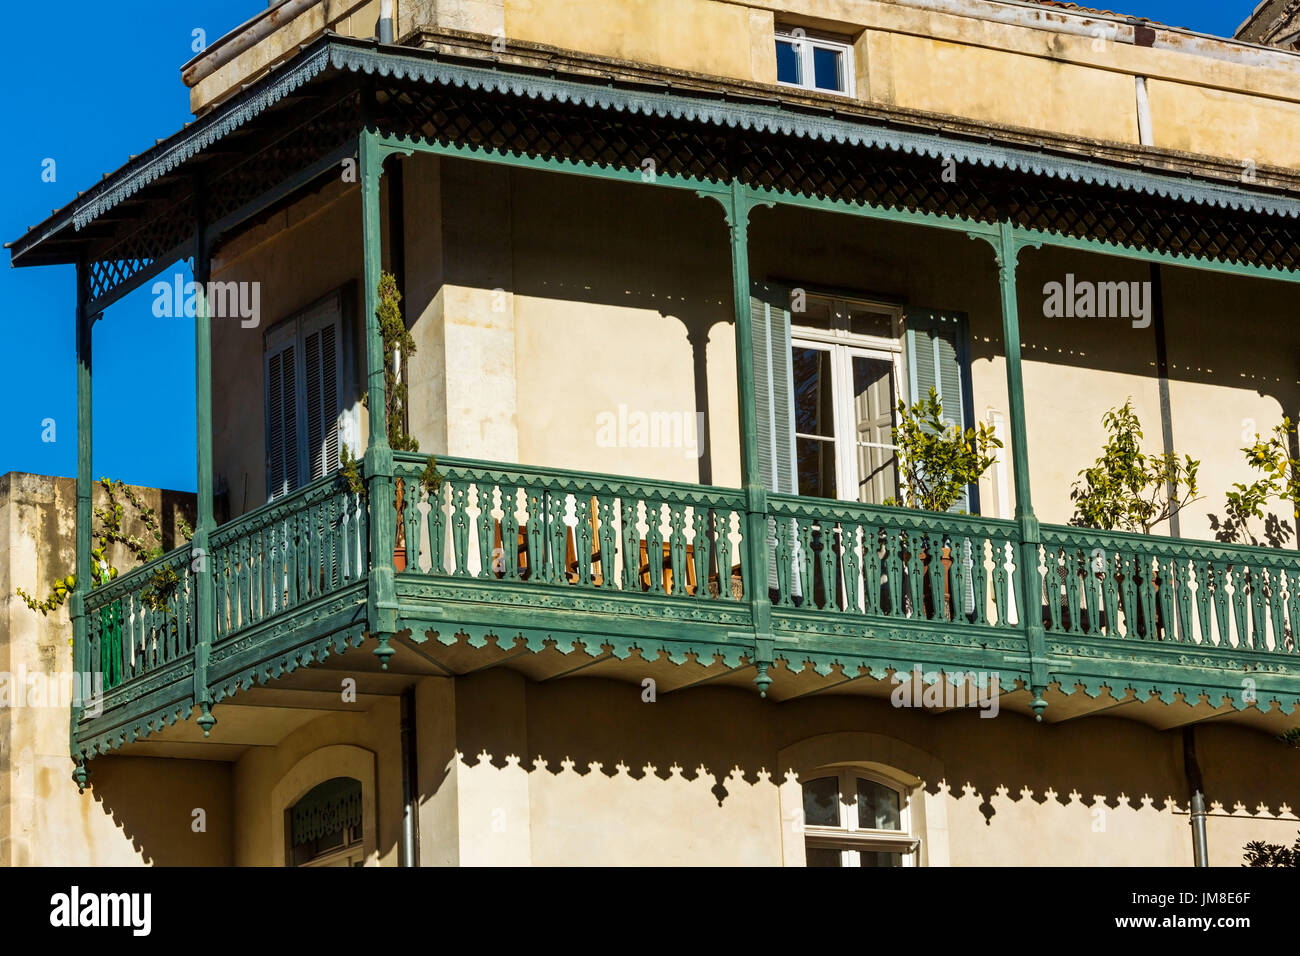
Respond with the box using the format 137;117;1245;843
802;767;919;867
775;29;855;97
791;295;904;504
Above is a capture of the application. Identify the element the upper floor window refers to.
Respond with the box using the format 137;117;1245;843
775;29;854;96
264;290;348;500
790;293;902;505
802;768;919;867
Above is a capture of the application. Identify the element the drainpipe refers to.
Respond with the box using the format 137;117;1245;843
399;686;420;866
378;0;395;43
181;0;322;87
1182;726;1209;866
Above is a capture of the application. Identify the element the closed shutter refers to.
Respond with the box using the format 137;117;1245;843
750;282;799;599
264;293;345;500
302;307;343;481
904;308;977;514
750;282;797;494
265;335;299;500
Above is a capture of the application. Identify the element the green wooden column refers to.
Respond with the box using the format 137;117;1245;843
193;186;217;736
722;181;774;695
360;129;399;664
71;260;92;791
992;221;1049;718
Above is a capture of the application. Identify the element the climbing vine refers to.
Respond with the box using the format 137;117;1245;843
17;478;193;617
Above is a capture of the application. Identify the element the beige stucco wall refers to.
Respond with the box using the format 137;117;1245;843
231;700;404;866
413;671;1298;866
211;176;370;518
0;472;233;866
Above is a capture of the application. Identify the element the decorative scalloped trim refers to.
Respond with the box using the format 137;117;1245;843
71;46;332;230
419;622;751;670
46;37;1300;249
1046;672;1299;714
209;624;368;702
77;697;196;759
325;42;1300;220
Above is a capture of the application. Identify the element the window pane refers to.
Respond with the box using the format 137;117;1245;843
805;847;843;867
847;307;893;339
813;46;844;91
856;778;902;831
797;437;837;499
792;346;835;437
792;295;834;331
775;40;801;84
802;776;840;827
857;850;904;867
851;357;898;504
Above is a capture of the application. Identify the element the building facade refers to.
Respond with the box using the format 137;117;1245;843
6;0;1300;865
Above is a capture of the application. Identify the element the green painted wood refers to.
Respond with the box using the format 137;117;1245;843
192;183;217;734
360;128;397;650
72;260;92;768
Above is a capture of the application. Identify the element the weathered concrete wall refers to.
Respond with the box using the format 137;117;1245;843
189;0;383;113
0;472;232;866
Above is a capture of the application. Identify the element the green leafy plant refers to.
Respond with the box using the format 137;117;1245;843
1069;399;1201;534
1244;834;1299;867
17;478;193;618
1213;419;1300;547
372;271;441;496
340;444;365;497
885;387;1000;512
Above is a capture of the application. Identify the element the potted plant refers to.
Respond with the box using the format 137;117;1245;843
884;387;1001;621
1068;399;1200;636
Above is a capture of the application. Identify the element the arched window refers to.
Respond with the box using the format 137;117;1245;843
802;768;920;867
287;776;364;867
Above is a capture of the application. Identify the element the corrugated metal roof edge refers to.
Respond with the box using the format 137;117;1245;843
10;34;1300;264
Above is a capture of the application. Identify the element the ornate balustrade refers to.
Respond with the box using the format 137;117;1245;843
210;474;368;642
85;546;197;695
393;454;749;601
73;458;1300;755
1037;524;1300;655
766;495;1022;629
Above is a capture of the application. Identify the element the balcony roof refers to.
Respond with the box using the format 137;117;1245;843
9;31;1300;293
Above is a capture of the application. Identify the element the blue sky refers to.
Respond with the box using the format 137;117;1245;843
0;0;1267;493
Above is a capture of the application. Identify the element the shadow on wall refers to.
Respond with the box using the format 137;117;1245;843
419;161;1300;535
450;675;1295;844
420;161;741;486
84;754;235;865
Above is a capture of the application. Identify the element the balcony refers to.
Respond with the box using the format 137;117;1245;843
74;452;1300;757
14;35;1300;776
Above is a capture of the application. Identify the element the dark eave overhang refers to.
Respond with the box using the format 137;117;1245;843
10;30;1300;270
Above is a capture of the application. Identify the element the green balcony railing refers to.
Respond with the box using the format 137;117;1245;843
392;454;749;601
1037;523;1300;654
85;545;197;692
81;470;369;731
210;473;368;642
76;455;1300;754
766;495;1023;629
